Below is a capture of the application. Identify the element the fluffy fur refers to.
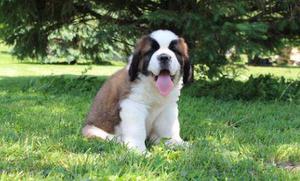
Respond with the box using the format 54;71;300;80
82;30;191;153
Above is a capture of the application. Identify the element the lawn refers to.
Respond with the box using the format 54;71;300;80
0;46;300;180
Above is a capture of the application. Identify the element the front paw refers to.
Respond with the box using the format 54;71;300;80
122;139;147;154
165;139;190;149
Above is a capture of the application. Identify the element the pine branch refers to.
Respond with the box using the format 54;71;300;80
73;3;137;26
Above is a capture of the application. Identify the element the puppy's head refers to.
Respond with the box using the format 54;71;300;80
129;30;192;95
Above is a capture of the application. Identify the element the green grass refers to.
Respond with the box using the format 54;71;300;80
0;44;124;78
0;45;300;180
241;66;300;80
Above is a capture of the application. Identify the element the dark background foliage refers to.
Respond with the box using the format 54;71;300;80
20;74;299;102
0;0;299;77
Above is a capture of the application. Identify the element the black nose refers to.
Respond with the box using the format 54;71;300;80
157;53;171;62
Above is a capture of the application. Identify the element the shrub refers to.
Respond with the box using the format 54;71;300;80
22;75;106;96
194;75;300;102
22;74;299;102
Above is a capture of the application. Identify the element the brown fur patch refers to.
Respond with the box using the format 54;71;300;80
176;38;192;83
84;68;131;133
135;36;152;55
136;36;152;70
177;38;189;63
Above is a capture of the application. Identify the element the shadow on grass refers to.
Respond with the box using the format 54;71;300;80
0;50;11;54
183;75;300;102
0;75;108;97
2;73;299;102
248;65;300;69
16;60;117;66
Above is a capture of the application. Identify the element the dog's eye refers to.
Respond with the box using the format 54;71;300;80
144;39;159;56
170;47;182;56
151;39;160;50
173;49;182;56
144;50;154;57
169;40;182;56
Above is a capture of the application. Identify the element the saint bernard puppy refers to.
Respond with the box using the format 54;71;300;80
82;30;192;153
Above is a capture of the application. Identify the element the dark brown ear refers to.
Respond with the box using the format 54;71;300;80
128;36;151;81
183;59;193;84
178;38;193;84
128;52;141;81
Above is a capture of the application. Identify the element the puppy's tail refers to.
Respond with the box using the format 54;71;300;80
82;125;115;141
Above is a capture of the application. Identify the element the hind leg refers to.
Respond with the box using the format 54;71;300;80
82;124;115;140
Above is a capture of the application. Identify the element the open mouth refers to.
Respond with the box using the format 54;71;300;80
153;70;175;81
152;69;175;96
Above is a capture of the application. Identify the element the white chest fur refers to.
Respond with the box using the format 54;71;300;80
116;75;183;151
126;75;181;135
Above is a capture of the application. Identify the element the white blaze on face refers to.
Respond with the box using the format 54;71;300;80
147;30;181;96
148;30;181;76
150;30;178;48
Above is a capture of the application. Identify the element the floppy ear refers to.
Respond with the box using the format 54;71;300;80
128;36;150;81
128;51;141;81
183;59;193;84
178;38;193;84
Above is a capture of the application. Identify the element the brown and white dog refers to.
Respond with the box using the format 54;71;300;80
82;30;192;153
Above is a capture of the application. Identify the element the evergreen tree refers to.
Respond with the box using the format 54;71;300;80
0;0;299;77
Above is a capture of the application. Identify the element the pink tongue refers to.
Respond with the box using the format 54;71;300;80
155;74;174;96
